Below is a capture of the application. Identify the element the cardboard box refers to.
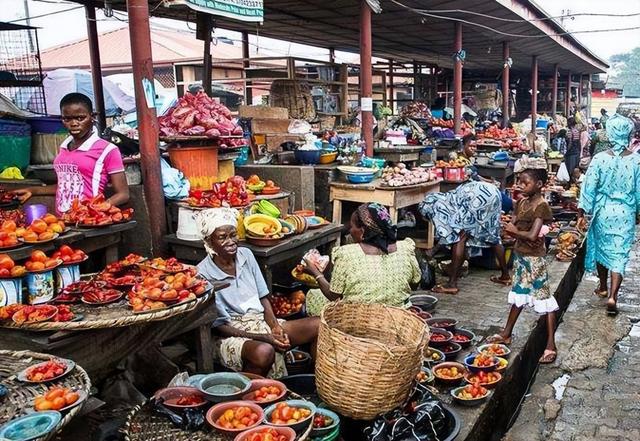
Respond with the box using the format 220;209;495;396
239;105;289;120
250;118;291;134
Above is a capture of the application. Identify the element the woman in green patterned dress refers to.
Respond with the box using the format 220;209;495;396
304;203;421;316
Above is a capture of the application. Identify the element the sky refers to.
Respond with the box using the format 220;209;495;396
1;0;639;71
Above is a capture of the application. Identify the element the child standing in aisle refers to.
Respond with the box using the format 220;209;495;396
488;162;559;364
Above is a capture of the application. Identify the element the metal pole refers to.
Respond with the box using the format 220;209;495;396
202;15;213;96
531;55;538;131
329;47;336;64
242;31;251;105
126;0;166;255
565;71;571;116
85;5;106;133
388;59;394;113
453;22;463;134
551;64;558;120
502;41;510;128
577;73;582;109
360;0;373;157
23;0;34;52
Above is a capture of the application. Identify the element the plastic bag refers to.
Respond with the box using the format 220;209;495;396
288;119;312;134
557;162;570;182
160;157;190;200
416;252;436;290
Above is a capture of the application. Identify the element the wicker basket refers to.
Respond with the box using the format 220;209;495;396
315;302;429;420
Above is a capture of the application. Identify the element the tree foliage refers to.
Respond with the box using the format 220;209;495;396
610;47;640;97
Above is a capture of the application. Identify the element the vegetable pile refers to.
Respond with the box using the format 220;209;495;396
185;176;251;208
159;92;244;144
381;163;435;187
63;195;133;227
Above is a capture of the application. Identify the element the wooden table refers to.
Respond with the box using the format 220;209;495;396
547;157;563;173
330;179;441;248
475;163;514;188
374;145;425;165
3;221;137;262
165;223;343;289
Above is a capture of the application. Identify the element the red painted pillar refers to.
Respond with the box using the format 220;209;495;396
360;0;373;156
502;41;509;128
531;55;538;131
242;31;251;105
388;59;394;113
127;0;166;255
565;71;571;116
551;64;559;119
453;22;463;134
85;5;106;133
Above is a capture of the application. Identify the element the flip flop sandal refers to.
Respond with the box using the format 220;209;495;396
606;301;619;316
593;289;608;298
490;276;512;286
431;284;459;295
539;350;557;364
486;334;512;345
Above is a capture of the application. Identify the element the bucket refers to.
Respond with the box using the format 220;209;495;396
26;270;55;304
0;278;23;306
176;206;201;241
56;265;81;290
168;146;219;190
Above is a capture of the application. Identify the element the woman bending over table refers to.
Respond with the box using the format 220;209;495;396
303;203;421;316
195;208;319;378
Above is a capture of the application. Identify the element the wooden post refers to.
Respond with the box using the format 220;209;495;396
202;15;213;96
551;64;559;119
360;0;373;156
242;31;251;105
577;73;582;109
329;47;336;64
453;22;463;134
565;71;571;116
388;59;394;113
413;60;419;100
126;0;166;255
531;55;538;131
85;5;106;133
501;41;509;128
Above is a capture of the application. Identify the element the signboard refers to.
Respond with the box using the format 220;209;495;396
169;0;264;22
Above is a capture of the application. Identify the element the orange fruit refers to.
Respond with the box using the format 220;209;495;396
51;397;66;410
1;220;16;232
23;232;38;242
30;250;47;263
44;259;59;269
0;254;15;270
14;227;26;237
10;266;26;277
30;262;45;271
38;231;54;241
42;213;58;225
30;219;48;234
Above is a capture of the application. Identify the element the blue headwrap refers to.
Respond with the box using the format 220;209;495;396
606;113;634;154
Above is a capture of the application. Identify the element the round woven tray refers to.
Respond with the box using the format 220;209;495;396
123;394;313;441
0;349;92;440
0;291;214;332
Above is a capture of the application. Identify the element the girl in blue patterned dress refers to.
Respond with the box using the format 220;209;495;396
578;113;640;315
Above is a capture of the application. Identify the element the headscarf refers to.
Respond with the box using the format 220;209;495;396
606;113;634;154
354;203;397;253
194;207;239;255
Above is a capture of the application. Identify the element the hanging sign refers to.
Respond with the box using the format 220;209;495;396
361;97;373;112
168;0;264;22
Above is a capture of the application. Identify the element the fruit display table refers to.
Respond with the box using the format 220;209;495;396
164;223;343;290
374;145;425;165
329;179;441;248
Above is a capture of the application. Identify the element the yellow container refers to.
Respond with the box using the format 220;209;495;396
217;158;236;182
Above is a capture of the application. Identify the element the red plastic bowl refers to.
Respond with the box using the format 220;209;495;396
242;379;288;405
233;425;296;441
206;400;264;434
154;386;208;411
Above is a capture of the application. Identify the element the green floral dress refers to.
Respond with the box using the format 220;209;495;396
306;238;421;316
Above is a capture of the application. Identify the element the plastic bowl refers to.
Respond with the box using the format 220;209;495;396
310;407;340;437
345;173;375;184
409;294;438;312
197;373;252;403
416;366;435;386
264;399;317;433
477;343;512;358
429;328;453;347
154;386;208;411
440;342;462;361
450;386;491;407
242;379;288;406
319;151;338;164
426;317;459;332
464;354;500;373
295;149;321;165
234;425;296;441
206;400;264;434
432;361;466;386
451;328;476;349
495;357;509;373
423;347;446;365
463;371;502;389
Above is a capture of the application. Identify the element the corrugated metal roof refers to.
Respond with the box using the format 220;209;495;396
94;0;607;74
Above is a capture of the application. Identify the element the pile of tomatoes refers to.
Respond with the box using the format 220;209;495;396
63;194;133;226
243;428;290;441
185;176;250;208
466;371;501;386
215;405;261;430
26;359;68;382
51;245;87;265
434;365;464;380
24;250;61;272
472;353;497;368
12;305;58;325
249;385;283;403
0;254;26;278
128;269;207;312
268;291;305;318
452;332;471;344
480;344;508;357
269;402;312;425
34;386;80;411
0;220;20;248
456;384;488;400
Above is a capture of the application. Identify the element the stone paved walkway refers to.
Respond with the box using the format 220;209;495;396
504;230;640;441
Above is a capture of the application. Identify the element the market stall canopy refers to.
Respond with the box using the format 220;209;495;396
92;0;608;74
15;68;136;116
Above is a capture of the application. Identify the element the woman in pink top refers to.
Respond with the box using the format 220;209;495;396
13;93;129;214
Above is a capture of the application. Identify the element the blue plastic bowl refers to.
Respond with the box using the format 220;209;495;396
311;407;340;437
464;354;499;373
294;149;321;165
345;173;375;184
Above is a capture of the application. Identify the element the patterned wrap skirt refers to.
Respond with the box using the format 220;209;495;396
507;253;559;314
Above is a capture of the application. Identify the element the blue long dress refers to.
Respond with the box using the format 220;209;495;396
578;151;640;275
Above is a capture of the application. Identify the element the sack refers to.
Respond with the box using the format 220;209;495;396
417;252;436;290
557;162;570;182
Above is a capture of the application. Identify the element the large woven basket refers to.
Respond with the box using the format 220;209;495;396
315;302;429;420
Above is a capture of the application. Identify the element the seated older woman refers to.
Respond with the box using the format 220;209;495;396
195;208;319;378
303;203;421;315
